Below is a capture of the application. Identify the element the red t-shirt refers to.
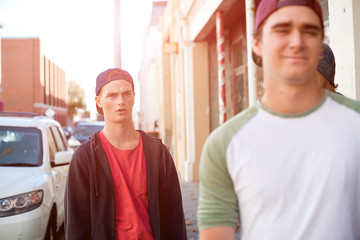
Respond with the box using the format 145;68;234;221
99;131;154;240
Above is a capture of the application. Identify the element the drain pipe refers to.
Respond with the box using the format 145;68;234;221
245;0;257;106
216;11;226;124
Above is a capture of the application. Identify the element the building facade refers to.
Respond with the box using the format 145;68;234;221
139;0;360;181
139;1;167;136
1;38;67;125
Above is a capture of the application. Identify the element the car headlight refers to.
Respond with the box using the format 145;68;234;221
0;190;43;217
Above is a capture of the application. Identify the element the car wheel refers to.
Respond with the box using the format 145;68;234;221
44;211;56;240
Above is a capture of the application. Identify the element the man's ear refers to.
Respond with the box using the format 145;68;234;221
95;96;101;108
253;38;262;56
252;38;263;67
132;91;135;104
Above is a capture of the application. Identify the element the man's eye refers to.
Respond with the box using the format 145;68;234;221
275;28;288;33
304;30;319;36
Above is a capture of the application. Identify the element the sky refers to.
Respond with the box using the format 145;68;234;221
0;0;153;115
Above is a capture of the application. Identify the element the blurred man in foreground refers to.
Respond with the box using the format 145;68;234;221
198;0;360;239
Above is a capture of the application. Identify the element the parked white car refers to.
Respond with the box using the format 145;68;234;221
0;112;73;240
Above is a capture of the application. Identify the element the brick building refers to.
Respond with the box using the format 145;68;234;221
1;38;67;125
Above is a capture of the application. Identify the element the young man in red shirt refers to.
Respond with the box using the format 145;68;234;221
65;68;186;240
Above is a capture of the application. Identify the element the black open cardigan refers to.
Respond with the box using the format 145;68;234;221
65;130;187;240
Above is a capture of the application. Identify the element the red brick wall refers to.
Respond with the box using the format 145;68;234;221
1;39;38;112
1;38;68;126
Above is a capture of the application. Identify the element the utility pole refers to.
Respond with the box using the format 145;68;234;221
114;0;121;68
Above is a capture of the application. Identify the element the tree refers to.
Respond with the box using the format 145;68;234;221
67;80;86;122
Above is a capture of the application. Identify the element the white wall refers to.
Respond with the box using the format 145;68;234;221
328;0;360;99
139;25;162;132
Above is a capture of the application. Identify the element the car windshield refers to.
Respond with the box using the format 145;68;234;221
0;127;42;167
73;124;104;137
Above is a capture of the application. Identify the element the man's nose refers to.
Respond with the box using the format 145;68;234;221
289;30;304;48
117;95;125;104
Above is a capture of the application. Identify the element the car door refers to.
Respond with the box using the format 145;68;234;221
47;125;70;227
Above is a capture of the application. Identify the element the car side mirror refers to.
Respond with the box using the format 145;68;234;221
52;151;72;166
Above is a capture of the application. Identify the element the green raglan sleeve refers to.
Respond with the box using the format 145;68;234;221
327;90;360;113
197;127;239;231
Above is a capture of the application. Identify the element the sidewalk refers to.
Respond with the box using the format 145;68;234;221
180;180;241;240
180;180;200;240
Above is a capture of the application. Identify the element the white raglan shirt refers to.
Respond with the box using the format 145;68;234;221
198;91;360;240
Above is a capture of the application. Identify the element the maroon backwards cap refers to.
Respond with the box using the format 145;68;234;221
252;0;324;66
95;68;134;115
255;0;324;32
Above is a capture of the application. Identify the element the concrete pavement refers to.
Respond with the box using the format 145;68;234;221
181;180;241;240
181;180;200;240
